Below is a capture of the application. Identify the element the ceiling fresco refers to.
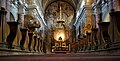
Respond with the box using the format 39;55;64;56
45;1;74;25
42;0;79;11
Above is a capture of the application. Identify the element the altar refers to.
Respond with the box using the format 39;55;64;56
52;37;69;53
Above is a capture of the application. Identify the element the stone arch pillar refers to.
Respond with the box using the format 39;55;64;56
0;8;7;47
83;0;94;51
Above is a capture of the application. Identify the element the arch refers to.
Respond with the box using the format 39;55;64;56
10;12;15;21
44;0;76;12
44;1;75;25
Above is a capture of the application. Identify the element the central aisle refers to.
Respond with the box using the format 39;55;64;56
0;53;120;61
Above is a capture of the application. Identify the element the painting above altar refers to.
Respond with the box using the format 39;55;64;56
45;1;74;25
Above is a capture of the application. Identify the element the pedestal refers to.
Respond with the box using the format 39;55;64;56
98;22;111;48
6;22;18;49
43;42;46;53
109;11;120;47
80;37;83;51
40;40;43;52
83;35;87;51
111;11;120;33
28;32;33;51
37;38;40;51
92;28;98;50
20;28;27;50
86;32;92;50
33;36;37;51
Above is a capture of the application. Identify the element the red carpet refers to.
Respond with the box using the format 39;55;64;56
0;53;120;61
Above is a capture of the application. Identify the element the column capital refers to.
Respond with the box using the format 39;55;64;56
0;8;7;15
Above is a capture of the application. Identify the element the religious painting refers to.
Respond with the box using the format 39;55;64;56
45;1;74;25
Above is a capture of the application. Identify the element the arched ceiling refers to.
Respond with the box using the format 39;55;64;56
42;0;79;11
45;1;75;25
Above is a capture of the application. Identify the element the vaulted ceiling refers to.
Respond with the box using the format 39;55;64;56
40;0;81;27
41;0;79;11
45;1;75;25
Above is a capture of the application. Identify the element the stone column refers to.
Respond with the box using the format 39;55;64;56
18;5;25;28
0;0;6;8
97;0;105;49
84;5;94;29
0;8;7;47
6;0;10;22
0;0;7;47
84;0;94;51
18;4;25;49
